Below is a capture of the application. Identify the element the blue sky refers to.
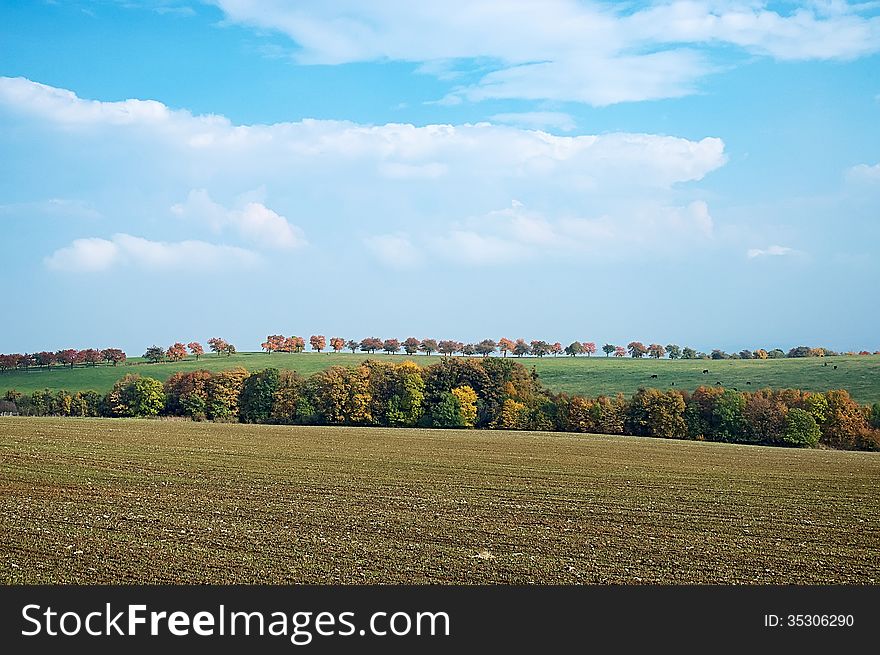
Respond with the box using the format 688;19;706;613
1;0;878;354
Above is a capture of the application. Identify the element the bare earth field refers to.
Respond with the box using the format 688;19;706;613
1;417;878;584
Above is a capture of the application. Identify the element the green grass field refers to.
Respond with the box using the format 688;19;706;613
1;417;877;584
2;352;880;403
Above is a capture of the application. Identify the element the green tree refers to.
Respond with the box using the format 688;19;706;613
240;368;281;423
206;367;249;421
870;403;880;429
602;344;615;357
781;408;821;447
666;344;681;359
105;374;165;417
712;389;746;442
143;345;165;363
565;341;584;357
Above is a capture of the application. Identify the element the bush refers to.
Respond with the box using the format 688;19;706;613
781;408;820;447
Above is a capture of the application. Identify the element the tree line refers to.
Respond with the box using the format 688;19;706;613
2;337;876;373
260;335;877;359
3;358;879;452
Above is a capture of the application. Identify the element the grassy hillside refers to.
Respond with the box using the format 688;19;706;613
1;417;877;584
2;352;879;403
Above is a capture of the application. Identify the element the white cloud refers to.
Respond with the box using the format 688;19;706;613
426;199;717;266
170;189;306;250
45;237;120;272
747;245;794;258
209;1;880;105
490;111;576;132
364;233;421;269
0;77;727;191
1;78;731;267
45;233;259;272
845;162;880;184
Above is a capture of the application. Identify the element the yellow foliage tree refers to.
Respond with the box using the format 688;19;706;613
451;385;478;428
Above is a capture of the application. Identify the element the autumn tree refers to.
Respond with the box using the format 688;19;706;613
305;365;372;425
614;346;626;357
513;339;531;357
438;340;461;356
79;349;102;366
666;344;681;359
207;338;228;356
166;342;188;362
224;343;236;356
330;337;346;353
310;335;326;353
498;338;515;358
206;367;248;421
475;339;496;357
360;337;383;354
383;338;401;355
551;342;563;357
403;337;421;355
188;342;204;360
627;341;648;358
565;341;583;357
143;346;165;364
346;339;359;354
164;369;213;420
451;386;478;427
647;344;666;359
263;334;285;353
602;344;615;357
582;342;596;357
419;339;438;356
284;336;305;353
35;351;57;368
56;349;79;368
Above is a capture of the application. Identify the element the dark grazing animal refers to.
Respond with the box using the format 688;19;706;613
834;365;838;370
650;374;658;379
702;369;709;374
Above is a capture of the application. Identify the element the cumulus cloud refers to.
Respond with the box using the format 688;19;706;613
364;234;422;269
45;233;259;272
0;78;726;192
747;245;794;258
1;78;731;267
209;1;880;105
171;189;306;250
